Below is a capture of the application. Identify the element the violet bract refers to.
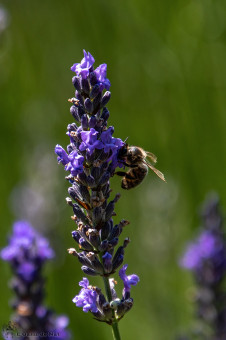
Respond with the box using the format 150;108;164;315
55;50;140;340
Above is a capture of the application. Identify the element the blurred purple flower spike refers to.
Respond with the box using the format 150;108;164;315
179;195;226;339
1;221;70;339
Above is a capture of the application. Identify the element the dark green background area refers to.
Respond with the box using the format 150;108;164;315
0;1;226;339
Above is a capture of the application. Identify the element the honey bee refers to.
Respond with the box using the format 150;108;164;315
116;144;166;189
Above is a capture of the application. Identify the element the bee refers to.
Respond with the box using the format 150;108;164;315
116;144;166;189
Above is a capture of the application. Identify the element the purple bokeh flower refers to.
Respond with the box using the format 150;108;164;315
1;221;70;339
51;316;70;340
119;264;140;293
17;262;36;282
71;50;95;79
94;63;111;91
179;196;226;339
79;128;104;155
72;278;98;313
180;231;224;271
180;243;200;270
1;221;54;270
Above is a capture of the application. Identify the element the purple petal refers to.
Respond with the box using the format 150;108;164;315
55;145;69;166
79;277;89;288
94;63;111;90
71;50;95;79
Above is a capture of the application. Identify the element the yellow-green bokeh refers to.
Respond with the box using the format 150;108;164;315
0;1;226;339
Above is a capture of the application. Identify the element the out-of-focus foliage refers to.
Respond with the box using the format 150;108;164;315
0;1;226;339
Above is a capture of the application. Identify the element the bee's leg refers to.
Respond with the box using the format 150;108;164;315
123;162;137;168
115;171;127;177
115;171;134;179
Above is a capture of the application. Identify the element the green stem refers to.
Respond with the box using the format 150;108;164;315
111;322;121;340
103;276;113;302
102;276;122;340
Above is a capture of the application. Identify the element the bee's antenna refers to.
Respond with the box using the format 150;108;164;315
124;137;129;143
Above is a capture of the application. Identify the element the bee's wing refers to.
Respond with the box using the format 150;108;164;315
146;151;157;163
144;161;166;182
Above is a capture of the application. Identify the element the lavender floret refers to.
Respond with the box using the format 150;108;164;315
119;264;140;295
79;128;104;155
1;221;54;273
94;63;111;91
72;278;98;313
71;50;95;79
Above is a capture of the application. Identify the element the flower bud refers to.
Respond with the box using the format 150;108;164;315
89;116;97;128
100;91;111;108
89;72;98;86
84;98;93;113
81;78;90;95
81;114;89;130
81;266;98;276
90;84;100;99
72;76;81;92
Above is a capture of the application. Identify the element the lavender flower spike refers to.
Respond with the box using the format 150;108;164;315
56;50;140;340
1;221;70;340
180;195;226;339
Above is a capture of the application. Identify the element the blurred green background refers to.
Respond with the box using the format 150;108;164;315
0;0;226;339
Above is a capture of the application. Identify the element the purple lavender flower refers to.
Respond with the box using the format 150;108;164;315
101;127;124;156
180;228;226;284
55;146;84;176
67;150;84;175
119;264;140;294
79;128;104;155
55;145;70;166
1;221;70;339
1;220;54;272
71;50;95;79
72;278;98;313
180;231;222;271
53;316;70;340
94;63;111;91
56;50;139;338
179;195;226;339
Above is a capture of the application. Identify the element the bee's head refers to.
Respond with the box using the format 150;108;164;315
118;144;129;159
